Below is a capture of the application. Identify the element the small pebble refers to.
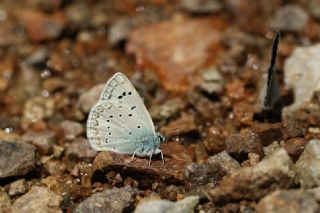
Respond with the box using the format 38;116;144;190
60;120;84;140
22;130;55;155
75;186;137;213
9;179;27;196
12;186;62;213
79;84;104;113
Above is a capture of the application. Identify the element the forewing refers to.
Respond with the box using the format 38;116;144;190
86;101;154;153
98;72;155;133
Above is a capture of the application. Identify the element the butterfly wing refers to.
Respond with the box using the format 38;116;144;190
86;72;156;154
98;72;155;133
87;101;155;153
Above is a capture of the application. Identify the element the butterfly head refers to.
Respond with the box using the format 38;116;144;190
157;133;165;144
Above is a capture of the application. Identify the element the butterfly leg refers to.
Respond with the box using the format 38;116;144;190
131;148;140;160
148;149;155;166
159;149;164;164
125;148;140;166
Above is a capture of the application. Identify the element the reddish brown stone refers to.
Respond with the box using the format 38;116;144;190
225;130;264;159
187;91;225;121
203;127;226;154
161;141;192;162
281;120;304;140
93;151;189;184
23;11;66;42
0;56;15;92
281;138;308;160
252;121;304;146
160;113;197;138
127;17;225;91
192;143;209;163
225;79;248;102
251;123;283;146
232;102;254;126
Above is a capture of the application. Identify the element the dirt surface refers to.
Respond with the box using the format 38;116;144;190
1;0;320;212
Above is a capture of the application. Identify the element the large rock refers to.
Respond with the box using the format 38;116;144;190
12;186;62;213
134;196;199;213
0;140;36;178
256;188;320;213
283;44;320;115
75;186;137;213
209;149;294;201
127;17;225;91
93;151;188;184
270;4;309;32
295;139;320;188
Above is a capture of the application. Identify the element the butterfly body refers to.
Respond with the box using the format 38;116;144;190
86;72;164;163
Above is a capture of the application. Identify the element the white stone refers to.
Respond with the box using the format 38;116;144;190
283;44;320;115
134;196;199;213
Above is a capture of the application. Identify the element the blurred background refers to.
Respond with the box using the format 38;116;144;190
0;0;319;131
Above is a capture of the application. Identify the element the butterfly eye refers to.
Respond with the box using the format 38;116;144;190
158;135;165;143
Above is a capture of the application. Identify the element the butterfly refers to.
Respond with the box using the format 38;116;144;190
262;31;281;111
86;72;165;165
257;31;282;121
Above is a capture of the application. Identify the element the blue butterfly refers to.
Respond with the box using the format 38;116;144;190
86;72;165;164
